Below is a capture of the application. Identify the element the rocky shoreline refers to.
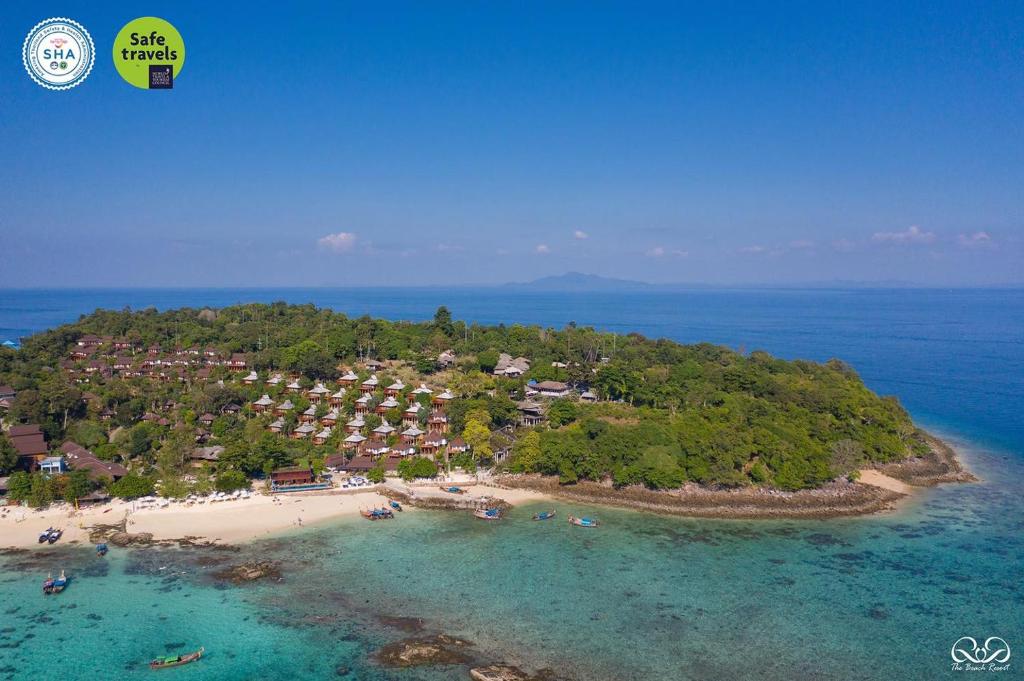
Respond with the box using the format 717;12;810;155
494;434;971;520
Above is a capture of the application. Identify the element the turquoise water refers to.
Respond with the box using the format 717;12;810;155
1;288;1022;679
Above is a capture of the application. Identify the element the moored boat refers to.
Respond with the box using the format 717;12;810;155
389;500;403;512
43;570;68;594
532;510;556;521
38;528;54;544
474;508;502;520
149;647;204;670
568;515;599;527
360;507;394;520
47;529;63;544
440;485;466;494
96;543;108;556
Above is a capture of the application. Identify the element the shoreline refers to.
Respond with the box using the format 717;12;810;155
0;436;972;548
493;433;972;520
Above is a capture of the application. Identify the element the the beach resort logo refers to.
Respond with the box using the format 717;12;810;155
22;18;95;90
113;17;185;90
951;636;1011;672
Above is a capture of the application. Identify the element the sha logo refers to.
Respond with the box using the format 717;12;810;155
22;18;95;90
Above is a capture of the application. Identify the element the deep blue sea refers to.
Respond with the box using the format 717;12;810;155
0;287;1022;680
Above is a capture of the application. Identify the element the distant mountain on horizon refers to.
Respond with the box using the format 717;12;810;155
501;272;656;292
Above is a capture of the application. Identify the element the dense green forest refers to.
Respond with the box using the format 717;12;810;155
0;303;928;498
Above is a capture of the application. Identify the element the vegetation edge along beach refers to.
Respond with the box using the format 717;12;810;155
0;302;973;536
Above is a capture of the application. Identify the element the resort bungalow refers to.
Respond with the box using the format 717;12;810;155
242;370;259;385
324;453;348;471
313;427;333;445
329;388;346;407
267;373;284;387
190;446;224;467
438;350;456;367
274;399;295;416
198;413;216;427
360;374;379;394
336;370;359;387
427;412;448;433
344;455;375;474
307;383;330;403
228;353;247;371
253;394;275;413
432;389;455;409
343;433;367;449
268;417;285;434
346;416;365;434
292;422;316;440
493;353;530;377
286;379;302;394
517;400;546;427
376;395;399;415
7;424;48;470
0;385;15;401
270;467;328;492
420;431;446;457
299;405;318;423
580;390;598;402
410;384;433;398
373;422;396;437
355;394;372;415
61;442;127;482
384;380;405;397
448;436;469;454
363;359;385;371
321;409;340;427
39;456;67;475
400;426;425;445
533;380;572;398
365;437;390;456
402;403;422;426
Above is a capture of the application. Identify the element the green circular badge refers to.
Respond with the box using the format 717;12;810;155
112;17;184;89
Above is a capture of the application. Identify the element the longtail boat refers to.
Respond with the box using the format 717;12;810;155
532;510;556;521
389;501;403;512
96;543;108;556
568;515;599;527
43;570;68;594
360;507;394;520
440;486;466;494
149;647;204;670
474;508;502;520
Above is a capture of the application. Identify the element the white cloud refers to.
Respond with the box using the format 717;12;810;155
317;232;358;253
739;245;768;254
573;230;589;240
435;243;465;253
957;231;992;248
789;239;815;250
871;225;935;245
535;244;550;254
831;238;857;253
645;246;688;258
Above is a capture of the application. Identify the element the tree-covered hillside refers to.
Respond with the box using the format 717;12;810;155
0;303;928;493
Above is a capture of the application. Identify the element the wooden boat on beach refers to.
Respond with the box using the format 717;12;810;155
532;510;556;521
360;507;394;520
474;508;502;520
149;647;204;670
440;485;466;494
568;515;599;527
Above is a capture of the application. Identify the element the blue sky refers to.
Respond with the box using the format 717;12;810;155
1;1;1021;287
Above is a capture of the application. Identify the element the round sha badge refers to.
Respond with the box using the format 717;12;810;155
23;17;95;90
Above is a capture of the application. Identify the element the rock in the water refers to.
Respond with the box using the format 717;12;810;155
212;560;281;583
470;665;564;681
376;634;473;667
107;531;154;547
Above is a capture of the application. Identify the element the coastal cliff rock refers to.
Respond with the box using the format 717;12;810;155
212;560;282;583
879;435;977;486
376;634;473;667
470;665;562;681
107;531;154;547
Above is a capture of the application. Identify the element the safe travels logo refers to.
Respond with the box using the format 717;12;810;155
22;17;95;90
113;17;186;89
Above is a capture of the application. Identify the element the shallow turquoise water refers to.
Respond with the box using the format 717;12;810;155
2;432;1020;681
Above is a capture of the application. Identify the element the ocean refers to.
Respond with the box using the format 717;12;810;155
0;287;1022;680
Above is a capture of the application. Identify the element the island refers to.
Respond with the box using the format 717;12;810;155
0;303;970;529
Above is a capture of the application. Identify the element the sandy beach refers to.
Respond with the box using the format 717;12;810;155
0;483;552;549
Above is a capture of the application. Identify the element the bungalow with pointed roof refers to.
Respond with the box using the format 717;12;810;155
321;409;340;427
286;379;302;394
228;353;247;370
533;380;572;398
299;405;318;423
198;413;216;427
517;400;545;426
267;372;284;386
253;394;275;413
420;431;447;456
448;436;469;454
427;412;449;433
307;382;330;403
363;359;385;371
365;437;390;456
373;422;396;437
274;399;295;416
376;395;399;415
242;370;259;385
354;394;372;415
268;417;285;434
346;415;365;434
360;374;379;394
292;422;316;440
400;425;425;445
438;350;456;367
402;403;422;426
336;370;359;387
329;388;346;407
343;432;367;449
384;380;405;397
313;427;333;445
580;390;598;402
411;383;433;396
432;389;455;408
493;353;530;377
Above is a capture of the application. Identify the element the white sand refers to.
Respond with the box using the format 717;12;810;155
0;483;551;549
857;469;914;494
